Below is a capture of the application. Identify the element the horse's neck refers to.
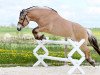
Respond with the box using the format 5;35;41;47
29;9;58;26
33;12;52;26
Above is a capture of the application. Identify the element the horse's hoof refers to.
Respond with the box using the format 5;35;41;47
39;34;46;40
89;60;95;67
35;34;46;40
91;60;95;67
86;59;95;67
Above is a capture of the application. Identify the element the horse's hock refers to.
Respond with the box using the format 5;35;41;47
33;39;85;74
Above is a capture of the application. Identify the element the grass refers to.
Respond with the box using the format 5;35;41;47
91;28;100;40
0;26;100;66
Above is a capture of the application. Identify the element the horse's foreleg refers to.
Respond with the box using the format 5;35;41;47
81;44;95;67
32;26;46;40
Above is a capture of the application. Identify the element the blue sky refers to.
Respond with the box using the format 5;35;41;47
0;0;100;28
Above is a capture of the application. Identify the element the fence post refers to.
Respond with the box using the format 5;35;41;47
64;38;68;65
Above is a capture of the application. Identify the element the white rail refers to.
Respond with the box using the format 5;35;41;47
33;39;85;74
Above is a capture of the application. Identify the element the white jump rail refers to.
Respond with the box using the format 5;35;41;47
33;39;85;74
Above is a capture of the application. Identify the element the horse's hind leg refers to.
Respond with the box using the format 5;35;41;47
32;26;46;40
81;44;95;67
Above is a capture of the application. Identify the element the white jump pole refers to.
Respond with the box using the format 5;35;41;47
33;39;85;74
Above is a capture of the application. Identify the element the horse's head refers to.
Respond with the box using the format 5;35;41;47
17;9;29;31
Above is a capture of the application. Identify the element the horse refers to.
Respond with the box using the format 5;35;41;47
17;6;100;67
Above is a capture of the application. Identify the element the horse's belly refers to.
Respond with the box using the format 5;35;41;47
49;24;73;37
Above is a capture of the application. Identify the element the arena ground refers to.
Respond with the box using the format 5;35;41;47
0;65;100;75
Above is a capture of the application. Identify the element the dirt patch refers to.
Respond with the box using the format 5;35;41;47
0;66;100;75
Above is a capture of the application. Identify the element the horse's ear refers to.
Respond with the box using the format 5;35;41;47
22;9;25;12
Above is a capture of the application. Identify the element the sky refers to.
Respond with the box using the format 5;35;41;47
0;0;100;28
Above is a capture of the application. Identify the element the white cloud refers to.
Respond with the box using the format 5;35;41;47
59;11;76;21
86;0;100;5
85;7;100;15
24;0;53;6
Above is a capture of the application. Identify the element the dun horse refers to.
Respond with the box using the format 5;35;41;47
17;6;100;66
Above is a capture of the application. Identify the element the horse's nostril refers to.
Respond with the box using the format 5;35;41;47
17;28;21;31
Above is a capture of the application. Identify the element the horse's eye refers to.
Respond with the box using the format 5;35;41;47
20;18;23;20
19;17;23;20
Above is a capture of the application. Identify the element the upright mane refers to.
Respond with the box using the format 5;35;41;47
24;6;57;13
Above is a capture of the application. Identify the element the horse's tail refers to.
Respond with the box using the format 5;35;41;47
87;29;100;55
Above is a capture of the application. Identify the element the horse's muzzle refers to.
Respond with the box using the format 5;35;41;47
17;27;21;31
17;24;22;31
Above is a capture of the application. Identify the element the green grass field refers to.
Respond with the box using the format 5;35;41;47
0;26;100;66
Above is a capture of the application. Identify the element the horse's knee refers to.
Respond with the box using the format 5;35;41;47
32;29;37;34
32;27;39;34
32;28;46;40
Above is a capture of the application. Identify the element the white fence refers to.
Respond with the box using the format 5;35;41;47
33;39;85;74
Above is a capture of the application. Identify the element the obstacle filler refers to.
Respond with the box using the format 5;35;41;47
33;39;85;74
